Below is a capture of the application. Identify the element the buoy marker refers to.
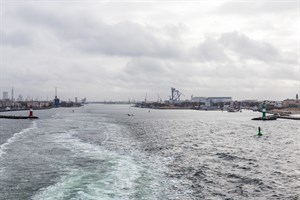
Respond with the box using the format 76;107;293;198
29;108;33;117
258;127;262;137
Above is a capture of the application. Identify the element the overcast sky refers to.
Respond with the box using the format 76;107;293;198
0;0;299;101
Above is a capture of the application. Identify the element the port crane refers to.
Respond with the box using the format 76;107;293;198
170;87;183;103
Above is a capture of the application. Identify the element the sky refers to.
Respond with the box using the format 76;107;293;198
0;0;299;101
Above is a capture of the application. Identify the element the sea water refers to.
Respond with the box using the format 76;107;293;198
0;104;299;200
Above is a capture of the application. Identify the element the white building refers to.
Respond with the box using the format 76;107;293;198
191;96;206;103
2;92;9;100
191;96;232;107
274;101;283;108
208;97;232;103
17;95;23;101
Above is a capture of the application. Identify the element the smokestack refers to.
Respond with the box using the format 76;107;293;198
11;87;14;101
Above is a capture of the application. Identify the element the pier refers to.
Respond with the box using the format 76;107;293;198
0;108;38;119
251;115;277;121
277;116;300;120
0;115;38;119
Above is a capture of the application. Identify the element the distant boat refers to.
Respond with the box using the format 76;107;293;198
252;106;258;112
227;107;238;112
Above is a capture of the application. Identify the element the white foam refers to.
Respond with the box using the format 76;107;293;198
0;121;37;158
32;131;157;200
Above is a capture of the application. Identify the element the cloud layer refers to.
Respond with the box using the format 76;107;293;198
1;1;298;101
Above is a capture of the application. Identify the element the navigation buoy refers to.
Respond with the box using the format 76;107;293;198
258;127;262;137
29;108;33;117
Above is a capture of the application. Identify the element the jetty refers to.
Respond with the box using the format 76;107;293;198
251;101;277;121
0;115;38;119
277;116;300;120
0;108;38;119
251;101;300;121
252;115;277;121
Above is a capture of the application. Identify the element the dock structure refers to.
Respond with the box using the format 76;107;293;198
252;115;277;121
251;101;277;120
0;108;39;119
0;115;38;119
277;116;300;120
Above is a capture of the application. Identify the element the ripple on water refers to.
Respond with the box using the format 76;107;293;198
1;106;300;199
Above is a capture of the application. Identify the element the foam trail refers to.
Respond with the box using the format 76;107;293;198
0;121;37;157
32;131;157;200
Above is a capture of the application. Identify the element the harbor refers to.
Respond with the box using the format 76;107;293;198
1;1;298;199
132;88;300;121
1;104;299;199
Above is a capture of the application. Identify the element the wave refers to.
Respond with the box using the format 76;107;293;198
32;128;162;200
0;121;37;158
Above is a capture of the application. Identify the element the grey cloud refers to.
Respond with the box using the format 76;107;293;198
190;31;283;63
218;31;281;62
191;37;230;62
80;21;181;58
16;5;71;30
2;30;33;47
283;52;298;65
16;6;182;58
162;23;189;38
2;2;297;101
265;64;298;80
124;58;169;76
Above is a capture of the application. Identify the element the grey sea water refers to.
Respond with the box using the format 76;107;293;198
0;104;299;200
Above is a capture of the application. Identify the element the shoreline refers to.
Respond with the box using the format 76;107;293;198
0;107;52;113
0;105;83;113
268;108;300;115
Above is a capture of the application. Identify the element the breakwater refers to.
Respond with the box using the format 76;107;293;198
0;115;38;119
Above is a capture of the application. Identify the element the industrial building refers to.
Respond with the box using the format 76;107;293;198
191;96;232;107
283;94;299;108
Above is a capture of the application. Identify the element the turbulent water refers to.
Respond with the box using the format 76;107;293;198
0;104;299;200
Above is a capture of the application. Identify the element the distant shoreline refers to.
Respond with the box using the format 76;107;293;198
0;107;52;113
268;108;300;115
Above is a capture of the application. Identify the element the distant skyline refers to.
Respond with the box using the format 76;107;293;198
0;0;299;101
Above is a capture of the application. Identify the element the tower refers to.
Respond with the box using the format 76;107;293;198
262;101;266;119
170;87;182;103
11;87;14;101
54;87;60;107
55;87;57;99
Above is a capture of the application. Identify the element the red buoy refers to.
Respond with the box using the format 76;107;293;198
29;108;33;117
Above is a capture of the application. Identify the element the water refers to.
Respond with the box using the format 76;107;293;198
0;104;299;200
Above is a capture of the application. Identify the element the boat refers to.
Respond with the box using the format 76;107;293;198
227;107;239;112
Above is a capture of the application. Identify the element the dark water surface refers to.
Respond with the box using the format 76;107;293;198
0;104;299;199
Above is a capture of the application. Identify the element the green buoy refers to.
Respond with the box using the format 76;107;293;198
258;127;262;137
